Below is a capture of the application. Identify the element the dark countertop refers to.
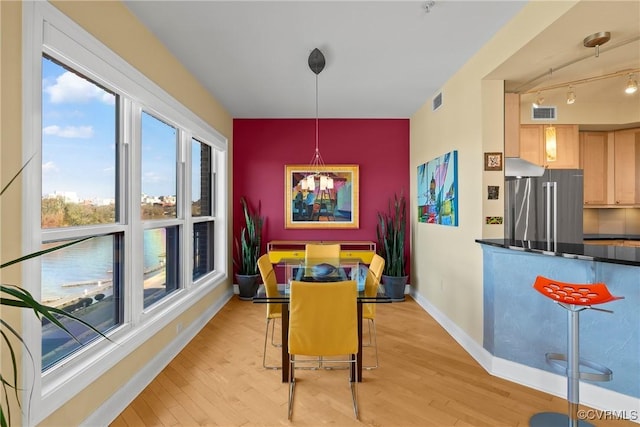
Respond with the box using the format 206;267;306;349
584;234;640;240
476;238;640;266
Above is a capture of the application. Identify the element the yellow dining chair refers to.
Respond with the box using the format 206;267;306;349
287;280;359;420
298;243;346;280
363;254;385;369
257;254;282;370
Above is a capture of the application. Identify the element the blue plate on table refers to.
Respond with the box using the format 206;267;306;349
311;263;337;278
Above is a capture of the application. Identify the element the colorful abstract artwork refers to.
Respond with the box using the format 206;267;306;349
285;164;359;229
486;216;503;225
417;150;458;226
488;185;500;200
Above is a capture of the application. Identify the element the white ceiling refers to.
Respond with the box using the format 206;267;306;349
123;0;527;118
123;1;639;120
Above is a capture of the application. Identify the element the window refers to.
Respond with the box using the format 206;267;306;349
25;3;228;423
41;55;123;366
192;139;215;280
41;234;123;370
41;56;117;227
141;112;177;220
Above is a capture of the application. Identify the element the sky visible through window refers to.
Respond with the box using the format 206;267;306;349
42;57;200;202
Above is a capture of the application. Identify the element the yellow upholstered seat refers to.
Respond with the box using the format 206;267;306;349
257;254;282;370
363;254;385;369
287;280;359;420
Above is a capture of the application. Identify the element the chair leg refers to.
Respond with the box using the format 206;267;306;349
269;317;281;348
288;356;296;420
263;318;281;370
364;318;379;370
350;356;359;419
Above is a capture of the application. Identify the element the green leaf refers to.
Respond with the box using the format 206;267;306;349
376;192;406;277
0;236;94;270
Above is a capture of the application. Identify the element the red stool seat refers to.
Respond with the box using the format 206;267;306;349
533;275;623;306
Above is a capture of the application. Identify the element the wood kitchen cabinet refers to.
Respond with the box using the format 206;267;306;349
520;124;579;169
613;128;640;205
580;131;608;205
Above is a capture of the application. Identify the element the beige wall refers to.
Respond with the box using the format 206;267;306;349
1;1;26;425
1;1;233;425
409;1;578;343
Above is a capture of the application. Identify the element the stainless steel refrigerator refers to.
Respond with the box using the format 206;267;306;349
505;169;584;245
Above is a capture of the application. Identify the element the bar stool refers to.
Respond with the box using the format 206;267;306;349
530;275;624;427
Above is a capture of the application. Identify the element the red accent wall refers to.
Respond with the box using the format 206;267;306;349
233;118;410;271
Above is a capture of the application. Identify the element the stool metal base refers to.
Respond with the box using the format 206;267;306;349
530;412;594;427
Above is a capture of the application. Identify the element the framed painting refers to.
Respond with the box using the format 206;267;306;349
285;164;359;229
417;150;458;226
484;152;503;171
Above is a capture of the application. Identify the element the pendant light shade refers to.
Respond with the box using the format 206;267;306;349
545;126;557;162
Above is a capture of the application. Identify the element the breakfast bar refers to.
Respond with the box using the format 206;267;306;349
476;238;640;400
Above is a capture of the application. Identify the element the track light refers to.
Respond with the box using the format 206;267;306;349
625;74;638;94
566;86;576;104
533;92;544;108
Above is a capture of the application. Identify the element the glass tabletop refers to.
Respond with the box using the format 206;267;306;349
276;257;366;291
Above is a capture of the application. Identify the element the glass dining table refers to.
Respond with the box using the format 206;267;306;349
253;258;391;383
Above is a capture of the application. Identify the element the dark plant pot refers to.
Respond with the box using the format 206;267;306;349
381;275;408;301
236;273;260;300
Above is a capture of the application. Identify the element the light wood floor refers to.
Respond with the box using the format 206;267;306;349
111;296;635;427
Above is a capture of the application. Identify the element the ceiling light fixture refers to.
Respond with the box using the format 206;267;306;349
300;48;333;193
566;86;576;104
522;68;640;95
625;74;638;94
424;1;436;13
583;31;611;58
533;92;544;108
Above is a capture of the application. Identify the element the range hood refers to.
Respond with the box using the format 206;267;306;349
505;157;545;178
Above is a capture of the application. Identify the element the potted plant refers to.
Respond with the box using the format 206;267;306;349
234;197;264;300
376;192;408;301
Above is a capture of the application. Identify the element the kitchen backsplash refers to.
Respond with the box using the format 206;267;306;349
583;208;640;235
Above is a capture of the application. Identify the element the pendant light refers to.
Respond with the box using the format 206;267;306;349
566;86;576;104
302;48;333;191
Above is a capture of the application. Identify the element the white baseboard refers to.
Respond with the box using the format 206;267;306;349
410;289;640;423
84;289;234;426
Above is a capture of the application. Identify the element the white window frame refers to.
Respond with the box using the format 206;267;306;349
21;2;228;424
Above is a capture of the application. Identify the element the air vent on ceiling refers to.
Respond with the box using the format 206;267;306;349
531;106;557;120
432;92;443;111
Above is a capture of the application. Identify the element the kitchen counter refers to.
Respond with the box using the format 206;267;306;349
475;238;640;266
477;241;639;400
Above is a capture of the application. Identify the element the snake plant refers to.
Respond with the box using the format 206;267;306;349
233;197;264;276
376;192;407;277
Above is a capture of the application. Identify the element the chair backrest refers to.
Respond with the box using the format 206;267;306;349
288;280;358;356
257;254;281;317
364;254;385;318
365;254;385;296
305;243;341;263
304;243;341;278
